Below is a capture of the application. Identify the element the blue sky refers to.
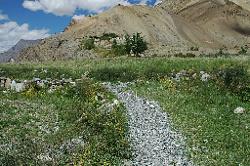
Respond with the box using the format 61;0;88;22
0;0;160;52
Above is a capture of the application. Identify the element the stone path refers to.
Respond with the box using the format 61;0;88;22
104;82;193;166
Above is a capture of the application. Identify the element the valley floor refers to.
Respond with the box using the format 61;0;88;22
0;56;249;165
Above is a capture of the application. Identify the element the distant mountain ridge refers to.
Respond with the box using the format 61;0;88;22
15;0;250;61
0;39;40;63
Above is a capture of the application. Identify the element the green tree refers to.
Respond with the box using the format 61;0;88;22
130;33;148;56
124;34;132;55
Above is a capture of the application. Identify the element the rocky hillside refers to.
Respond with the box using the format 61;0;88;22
17;0;250;61
0;39;40;63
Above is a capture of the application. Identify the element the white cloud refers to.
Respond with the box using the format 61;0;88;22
22;0;138;16
72;14;86;21
0;11;8;20
0;21;50;53
154;0;162;6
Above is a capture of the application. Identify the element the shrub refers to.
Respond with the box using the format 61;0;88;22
99;33;118;41
216;66;250;102
79;38;95;50
111;39;126;56
111;33;148;56
216;48;225;57
238;45;248;55
190;46;199;51
174;53;196;58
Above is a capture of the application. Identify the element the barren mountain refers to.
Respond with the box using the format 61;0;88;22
230;0;250;12
0;39;40;63
17;0;250;61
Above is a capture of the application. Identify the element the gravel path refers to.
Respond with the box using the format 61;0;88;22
104;82;193;166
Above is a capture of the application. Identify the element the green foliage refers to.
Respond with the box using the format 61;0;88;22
174;53;196;58
190;46;199;51
132;80;250;166
123;33;148;56
99;33;118;41
0;78;131;165
216;66;250;102
0;57;249;165
124;34;132;55
90;67;138;82
80;38;95;50
130;33;148;56
215;48;225;57
111;39;127;56
238;45;248;55
110;33;148;56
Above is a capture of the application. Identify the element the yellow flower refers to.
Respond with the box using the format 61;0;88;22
160;78;176;91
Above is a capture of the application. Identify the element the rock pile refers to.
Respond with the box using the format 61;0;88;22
0;77;77;93
170;70;211;82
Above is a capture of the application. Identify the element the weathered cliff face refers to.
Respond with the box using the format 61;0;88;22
17;0;250;61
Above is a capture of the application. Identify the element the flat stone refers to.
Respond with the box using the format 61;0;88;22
11;80;26;92
234;107;245;114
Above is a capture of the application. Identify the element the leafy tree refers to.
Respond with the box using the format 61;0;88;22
130;33;148;56
123;33;147;56
124;34;132;55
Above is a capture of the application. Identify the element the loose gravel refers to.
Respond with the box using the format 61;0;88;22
104;82;193;166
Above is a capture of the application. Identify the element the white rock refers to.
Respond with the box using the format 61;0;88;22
234;107;245;114
70;81;76;86
201;73;210;82
10;80;16;91
15;83;26;92
149;104;155;109
11;80;26;92
33;78;41;82
200;71;205;75
113;99;120;106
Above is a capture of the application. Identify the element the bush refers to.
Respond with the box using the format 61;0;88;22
174;53;196;58
216;66;250;102
238;45;248;55
99;33;118;41
111;33;148;56
190;46;199;51
215;48;225;57
79;38;95;50
123;33;148;56
111;39;126;56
